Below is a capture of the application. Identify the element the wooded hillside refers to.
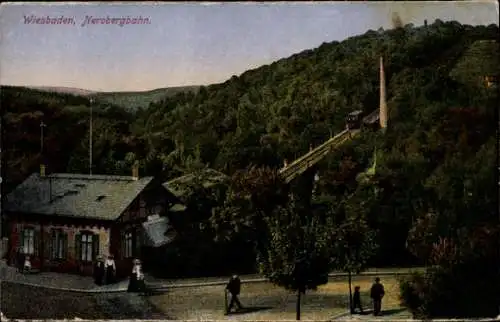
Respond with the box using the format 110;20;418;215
2;20;497;270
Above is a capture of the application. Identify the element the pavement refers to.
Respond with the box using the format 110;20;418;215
0;260;128;292
331;307;412;320
0;259;421;293
0;281;171;320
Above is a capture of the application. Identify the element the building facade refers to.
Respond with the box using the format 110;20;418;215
4;166;179;277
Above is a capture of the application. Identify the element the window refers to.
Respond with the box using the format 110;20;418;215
21;228;35;255
124;231;133;258
81;233;93;261
122;228;141;259
51;229;67;260
75;232;99;262
147;205;162;215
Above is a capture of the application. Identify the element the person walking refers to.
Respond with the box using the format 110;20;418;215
370;277;385;316
352;286;364;314
225;274;243;314
104;254;116;284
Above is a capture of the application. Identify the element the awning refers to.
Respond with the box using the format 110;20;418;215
141;216;176;248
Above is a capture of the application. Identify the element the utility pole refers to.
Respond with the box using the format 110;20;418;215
40;121;46;155
89;98;94;176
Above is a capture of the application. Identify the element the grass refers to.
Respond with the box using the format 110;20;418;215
149;275;406;320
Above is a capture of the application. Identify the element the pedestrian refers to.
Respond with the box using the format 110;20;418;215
127;259;141;292
225;274;243;315
105;254;116;284
352;286;364;314
93;256;105;285
23;255;32;274
135;259;146;294
15;247;24;273
370;277;385;316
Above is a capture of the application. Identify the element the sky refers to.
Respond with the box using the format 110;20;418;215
0;1;498;92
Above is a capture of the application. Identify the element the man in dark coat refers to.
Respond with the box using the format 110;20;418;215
370;277;385;316
15;247;24;273
93;256;105;285
225;274;243;314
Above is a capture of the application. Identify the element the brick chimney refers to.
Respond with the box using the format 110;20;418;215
379;56;388;130
132;162;139;181
40;164;46;177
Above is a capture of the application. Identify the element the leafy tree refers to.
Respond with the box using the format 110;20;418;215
257;200;334;320
333;214;378;313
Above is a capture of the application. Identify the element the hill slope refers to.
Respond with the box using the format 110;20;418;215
26;86;97;96
94;86;200;110
17;85;201;110
2;20;498;268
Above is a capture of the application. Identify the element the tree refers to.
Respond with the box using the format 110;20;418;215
400;224;500;319
333;209;378;313
210;166;288;251
258;200;334;320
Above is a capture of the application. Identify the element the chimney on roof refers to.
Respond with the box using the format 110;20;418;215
40;164;46;177
132;161;139;181
379;56;388;130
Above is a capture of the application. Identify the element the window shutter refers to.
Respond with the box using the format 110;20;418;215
34;229;40;256
92;234;99;261
63;232;68;260
75;232;81;262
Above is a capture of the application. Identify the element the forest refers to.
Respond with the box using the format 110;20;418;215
2;19;499;317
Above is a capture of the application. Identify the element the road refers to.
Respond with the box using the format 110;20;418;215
1;281;170;320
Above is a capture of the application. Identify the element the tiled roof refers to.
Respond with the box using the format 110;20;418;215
4;173;154;221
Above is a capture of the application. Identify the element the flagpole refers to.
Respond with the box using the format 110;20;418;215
89;98;94;176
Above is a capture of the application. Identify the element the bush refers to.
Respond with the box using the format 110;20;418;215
400;262;500;319
399;272;426;319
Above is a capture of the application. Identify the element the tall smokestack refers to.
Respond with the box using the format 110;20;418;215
379;56;388;130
